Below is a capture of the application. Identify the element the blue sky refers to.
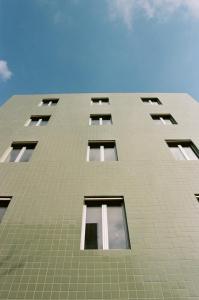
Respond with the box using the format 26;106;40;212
1;0;199;104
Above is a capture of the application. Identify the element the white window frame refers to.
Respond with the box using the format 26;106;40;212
80;197;123;250
167;140;199;160
39;99;58;106
89;115;111;126
25;118;43;127
91;98;109;105
0;144;36;163
87;145;111;162
25;116;50;127
152;115;175;125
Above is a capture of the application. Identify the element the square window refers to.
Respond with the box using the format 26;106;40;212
0;142;37;163
80;197;130;250
87;141;118;161
151;114;177;125
25;115;50;127
91;98;109;105
39;98;59;106
141;97;161;105
166;140;199;160
89;115;112;125
0;196;12;222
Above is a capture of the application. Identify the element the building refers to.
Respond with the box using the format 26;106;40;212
0;93;199;299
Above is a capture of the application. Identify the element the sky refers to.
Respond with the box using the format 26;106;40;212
1;0;199;105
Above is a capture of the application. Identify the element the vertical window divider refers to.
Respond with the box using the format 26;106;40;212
178;145;190;160
89;118;91;126
99;118;103;126
86;146;90;162
149;100;153;104
15;147;26;162
160;117;166;125
80;205;87;250
48;101;52;107
99;100;102;105
24;119;31;127
36;118;42;126
102;204;109;250
100;146;104;161
0;147;12;162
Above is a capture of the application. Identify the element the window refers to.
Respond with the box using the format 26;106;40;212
80;197;130;250
87;141;118;161
141;97;161;105
0;197;12;222
39;98;59;106
91;97;109;105
195;194;199;203
89;115;112;125
0;142;37;163
25;115;50;127
166;140;199;160
151;114;177;125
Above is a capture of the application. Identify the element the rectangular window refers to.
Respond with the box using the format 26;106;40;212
141;97;161;105
166;140;199;160
39;98;59;106
91;97;109;105
80;197;130;250
0;142;37;163
25;115;50;127
87;141;118;161
89;115;112;125
151;114;177;125
0;196;12;222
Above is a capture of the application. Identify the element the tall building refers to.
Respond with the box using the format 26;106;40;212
0;93;199;300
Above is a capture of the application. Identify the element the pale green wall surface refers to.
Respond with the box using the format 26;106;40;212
0;93;199;299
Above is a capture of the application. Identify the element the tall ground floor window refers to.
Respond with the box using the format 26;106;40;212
80;196;130;250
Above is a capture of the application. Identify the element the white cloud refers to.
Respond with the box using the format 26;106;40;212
107;0;199;29
0;60;12;81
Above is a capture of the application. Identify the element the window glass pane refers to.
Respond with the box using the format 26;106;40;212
183;146;198;160
102;100;109;104
164;118;172;125
0;206;7;222
102;117;111;125
42;102;49;106
153;119;162;125
51;102;56;106
40;119;48;126
89;147;100;161
85;206;102;249
20;149;33;162
29;119;38;126
169;146;185;160
107;205;130;249
5;148;21;162
91;118;100;125
91;99;98;104
0;201;9;222
104;145;117;161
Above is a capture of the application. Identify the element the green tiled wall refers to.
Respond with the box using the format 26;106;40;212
0;93;199;299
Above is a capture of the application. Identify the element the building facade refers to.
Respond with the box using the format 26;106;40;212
0;93;199;299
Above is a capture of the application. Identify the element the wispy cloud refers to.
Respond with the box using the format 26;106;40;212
37;0;78;25
0;60;12;82
107;0;199;29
